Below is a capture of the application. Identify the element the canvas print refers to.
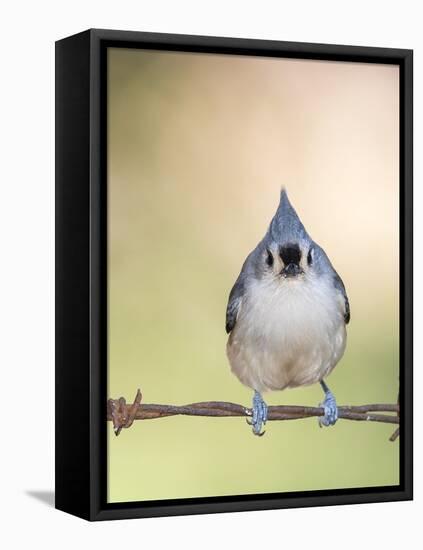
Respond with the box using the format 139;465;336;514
106;48;400;503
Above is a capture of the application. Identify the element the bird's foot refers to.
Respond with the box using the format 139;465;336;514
318;382;338;427
247;391;268;436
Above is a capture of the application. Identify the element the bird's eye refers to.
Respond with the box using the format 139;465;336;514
266;249;274;268
307;248;313;266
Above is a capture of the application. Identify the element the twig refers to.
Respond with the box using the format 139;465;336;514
107;389;400;441
389;390;400;441
389;427;400;442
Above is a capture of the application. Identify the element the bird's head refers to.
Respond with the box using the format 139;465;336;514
259;189;316;282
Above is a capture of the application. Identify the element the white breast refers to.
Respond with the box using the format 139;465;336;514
227;274;346;393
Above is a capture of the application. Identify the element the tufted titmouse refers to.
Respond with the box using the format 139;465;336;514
226;189;350;435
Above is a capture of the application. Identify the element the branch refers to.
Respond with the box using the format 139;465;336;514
107;389;400;441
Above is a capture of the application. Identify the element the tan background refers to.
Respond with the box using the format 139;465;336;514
107;48;399;503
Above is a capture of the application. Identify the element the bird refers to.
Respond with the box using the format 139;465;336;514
225;189;350;435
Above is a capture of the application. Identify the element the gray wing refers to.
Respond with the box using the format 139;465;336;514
333;272;350;324
225;278;244;334
225;246;260;334
313;243;350;325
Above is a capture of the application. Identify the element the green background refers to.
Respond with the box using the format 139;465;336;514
107;48;399;502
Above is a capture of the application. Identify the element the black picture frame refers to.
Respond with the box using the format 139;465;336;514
55;28;413;521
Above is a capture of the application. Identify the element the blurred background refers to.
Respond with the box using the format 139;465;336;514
107;48;399;503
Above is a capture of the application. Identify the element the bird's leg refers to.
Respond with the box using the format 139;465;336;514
318;380;338;427
246;390;268;436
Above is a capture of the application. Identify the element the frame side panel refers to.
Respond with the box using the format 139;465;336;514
55;30;91;520
401;50;413;499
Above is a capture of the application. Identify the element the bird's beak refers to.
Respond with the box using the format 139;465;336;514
281;263;303;277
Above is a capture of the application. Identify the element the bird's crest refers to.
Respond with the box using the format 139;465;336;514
269;188;310;244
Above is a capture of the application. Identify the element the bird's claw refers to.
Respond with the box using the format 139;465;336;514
248;391;268;436
318;388;338;427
